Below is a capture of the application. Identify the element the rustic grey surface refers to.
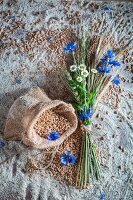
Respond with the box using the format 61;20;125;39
0;1;133;200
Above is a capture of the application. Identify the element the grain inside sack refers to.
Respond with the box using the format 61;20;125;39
4;87;78;149
34;108;71;138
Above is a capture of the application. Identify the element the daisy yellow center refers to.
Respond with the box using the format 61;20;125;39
70;65;77;72
76;76;82;82
80;66;85;69
79;64;86;71
91;69;97;73
83;71;87;75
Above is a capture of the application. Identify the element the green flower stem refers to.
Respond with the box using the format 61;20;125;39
87;145;90;182
76;129;100;188
89;134;100;179
76;132;85;187
91;146;97;178
72;52;77;65
92;145;100;179
87;133;94;182
92;149;100;179
81;135;86;187
95;74;106;95
92;73;98;90
84;132;88;187
88;68;91;93
91;73;95;91
87;133;92;182
84;79;87;111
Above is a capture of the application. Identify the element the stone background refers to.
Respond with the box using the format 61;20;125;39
0;0;133;200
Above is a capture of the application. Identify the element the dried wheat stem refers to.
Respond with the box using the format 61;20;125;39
94;69;120;108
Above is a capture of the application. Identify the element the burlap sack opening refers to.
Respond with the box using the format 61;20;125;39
4;87;78;149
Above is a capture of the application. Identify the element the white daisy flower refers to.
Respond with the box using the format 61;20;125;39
78;64;86;71
76;76;83;82
81;70;89;77
91;68;98;73
70;65;77;72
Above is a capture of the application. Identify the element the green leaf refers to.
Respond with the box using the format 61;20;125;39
83;120;92;126
68;79;77;87
73;103;85;111
81;90;86;98
87;90;96;106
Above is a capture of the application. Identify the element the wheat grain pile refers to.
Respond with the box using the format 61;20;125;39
34;109;71;138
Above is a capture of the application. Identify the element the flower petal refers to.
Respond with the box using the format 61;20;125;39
70;65;77;72
104;67;111;73
112;76;120;85
109;60;120;67
100;192;106;199
0;140;6;148
81;70;89;77
91;68;98;73
60;151;77;166
97;66;105;73
78;64;86;71
79;108;93;120
47;131;60;141
64;42;77;53
107;50;115;61
76;76;83;82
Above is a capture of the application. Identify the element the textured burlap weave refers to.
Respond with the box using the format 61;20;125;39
4;87;78;149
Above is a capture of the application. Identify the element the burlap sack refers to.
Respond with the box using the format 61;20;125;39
4;87;78;149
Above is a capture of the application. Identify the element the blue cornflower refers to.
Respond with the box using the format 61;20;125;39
100;192;106;199
101;56;108;65
16;79;22;84
104;67;111;73
107;50;115;61
8;16;16;19
47;35;54;41
0;22;3;27
112;76;120;85
97;66;105;73
97;66;111;73
103;7;113;11
0;140;6;148
60;151;77;166
64;42;77;53
47;131;60;141
79;109;93;120
109;60;120;67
